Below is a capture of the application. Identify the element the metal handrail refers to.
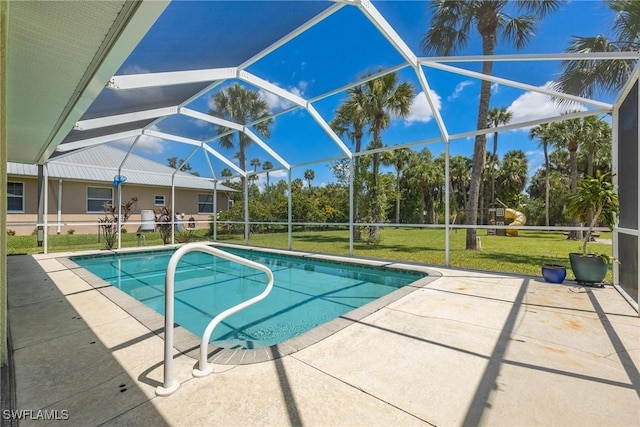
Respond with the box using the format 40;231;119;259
156;243;274;396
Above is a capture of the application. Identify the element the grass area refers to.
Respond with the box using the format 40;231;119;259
217;228;614;281
8;227;613;281
7;229;212;255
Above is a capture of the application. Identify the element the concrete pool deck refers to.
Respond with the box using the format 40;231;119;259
5;248;640;426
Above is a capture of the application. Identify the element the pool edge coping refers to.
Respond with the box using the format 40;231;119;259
56;242;442;365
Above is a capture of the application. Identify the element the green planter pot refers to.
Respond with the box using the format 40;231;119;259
569;253;608;284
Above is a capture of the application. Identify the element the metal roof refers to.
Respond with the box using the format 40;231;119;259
7;145;235;192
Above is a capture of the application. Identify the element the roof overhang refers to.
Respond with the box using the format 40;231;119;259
5;0;169;164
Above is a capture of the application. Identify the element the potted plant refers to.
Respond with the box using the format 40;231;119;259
566;171;619;287
541;263;567;284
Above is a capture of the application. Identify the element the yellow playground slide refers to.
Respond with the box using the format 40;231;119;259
505;208;526;236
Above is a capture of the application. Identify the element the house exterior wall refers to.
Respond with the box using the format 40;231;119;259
6;176;231;235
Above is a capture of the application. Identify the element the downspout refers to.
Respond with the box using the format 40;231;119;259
445;139;451;266
57;179;62;234
349;157;354;256
117;168;122;250
43;165;49;254
213;180;217;241
244;177;249;244
37;165;44;247
287;169;292;250
171;175;175;245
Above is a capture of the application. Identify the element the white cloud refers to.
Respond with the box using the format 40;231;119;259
251;168;287;190
260;80;309;111
491;82;499;95
109;127;165;154
507;81;586;126
189;118;211;128
260;89;294;111
447;80;473;101
405;89;442;123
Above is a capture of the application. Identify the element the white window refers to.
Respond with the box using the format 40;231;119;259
155;195;166;206
198;194;214;213
7;182;25;213
87;187;113;213
228;199;234;209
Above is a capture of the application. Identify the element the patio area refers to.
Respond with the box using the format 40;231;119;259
6;248;639;426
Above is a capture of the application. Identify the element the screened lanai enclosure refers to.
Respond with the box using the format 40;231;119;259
5;0;639;310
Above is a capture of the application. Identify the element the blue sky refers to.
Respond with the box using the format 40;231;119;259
105;0;619;190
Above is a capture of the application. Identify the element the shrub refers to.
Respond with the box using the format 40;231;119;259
67;229;75;235
6;230;16;236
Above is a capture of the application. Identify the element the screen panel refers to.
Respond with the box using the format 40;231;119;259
617;81;638;230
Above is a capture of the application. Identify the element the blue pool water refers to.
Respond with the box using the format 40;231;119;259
72;247;426;348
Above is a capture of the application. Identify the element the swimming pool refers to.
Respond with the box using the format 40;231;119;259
72;246;428;349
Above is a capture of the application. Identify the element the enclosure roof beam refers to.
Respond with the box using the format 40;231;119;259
180;107;244;131
243;128;291;170
307;104;352;158
420;52;640;63
117;134;143;172
422;61;613;110
108;67;237;89
170;146;200;179
202;143;246;177
74;106;178;130
415;65;449;142
614;61;640;111
308;63;410;103
449;108;611;141
239;2;346;69
143;129;201;147
55;129;142;152
239;71;307;107
354;0;417;67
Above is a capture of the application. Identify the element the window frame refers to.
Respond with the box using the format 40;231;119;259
86;186;113;213
7;181;25;213
198;193;214;214
154;195;166;207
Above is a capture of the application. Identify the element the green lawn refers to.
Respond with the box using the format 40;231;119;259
8;227;613;281
217;228;613;281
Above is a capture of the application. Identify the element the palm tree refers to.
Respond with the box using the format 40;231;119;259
549;116;595;238
220;168;232;182
250;158;261;173
209;83;272;187
448;155;472;222
529;123;554;226
382;147;411;225
422;0;562;250
332;71;414;241
356;71;415;241
331;91;368;240
579;116;611;178
496;150;528;206
554;0;640;99
262;161;273;188
487;107;513;202
304;169;315;188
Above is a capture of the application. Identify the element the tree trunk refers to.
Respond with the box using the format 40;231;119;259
569;143;580;239
370;150;380;241
491;131;498;202
466;46;494;249
353;134;363;241
395;170;401;226
544;143;550;227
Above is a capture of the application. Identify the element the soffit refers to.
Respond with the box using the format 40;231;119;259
6;0;169;163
